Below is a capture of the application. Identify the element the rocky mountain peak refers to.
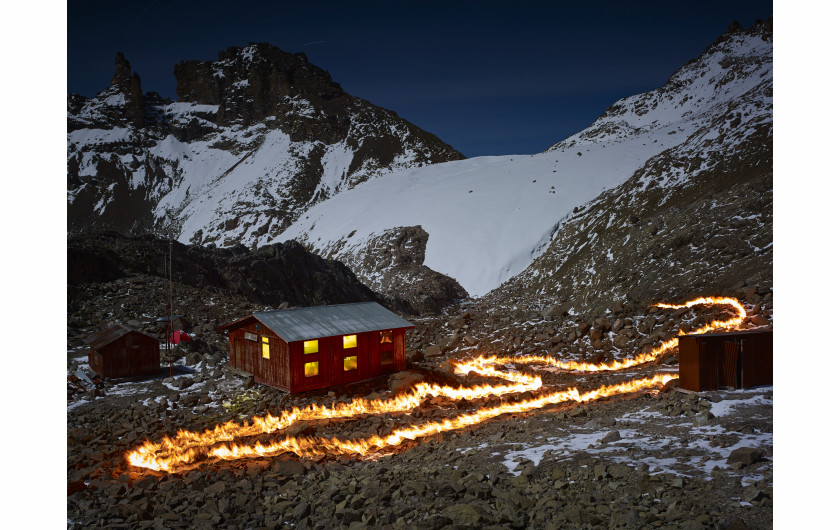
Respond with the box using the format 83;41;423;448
174;42;346;126
110;52;145;126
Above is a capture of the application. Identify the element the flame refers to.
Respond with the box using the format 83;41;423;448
469;296;747;373
125;296;745;473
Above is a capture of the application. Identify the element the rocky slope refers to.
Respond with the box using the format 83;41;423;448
489;19;772;317
67;44;464;244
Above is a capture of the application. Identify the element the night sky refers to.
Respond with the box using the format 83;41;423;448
67;1;772;157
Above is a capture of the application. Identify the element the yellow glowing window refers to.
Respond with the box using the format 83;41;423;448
304;340;319;354
343;335;357;349
343;355;358;371
261;336;270;359
304;361;319;378
380;330;393;344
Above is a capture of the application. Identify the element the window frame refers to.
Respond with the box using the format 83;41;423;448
303;339;319;354
304;360;319;378
343;334;357;349
261;336;270;359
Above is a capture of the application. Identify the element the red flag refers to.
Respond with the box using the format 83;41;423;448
171;330;190;344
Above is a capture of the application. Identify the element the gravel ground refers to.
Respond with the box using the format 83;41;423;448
67;346;772;529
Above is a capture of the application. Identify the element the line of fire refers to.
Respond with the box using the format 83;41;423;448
96;295;772;474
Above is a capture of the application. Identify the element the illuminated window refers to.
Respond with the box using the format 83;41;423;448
343;356;358;371
380;330;393;344
304;340;319;354
343;335;357;349
304;361;319;378
261;336;270;359
380;350;394;366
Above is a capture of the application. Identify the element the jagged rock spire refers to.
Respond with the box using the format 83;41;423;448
112;52;145;126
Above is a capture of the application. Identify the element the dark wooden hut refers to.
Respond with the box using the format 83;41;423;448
678;328;772;392
84;323;161;379
156;315;189;332
219;302;414;393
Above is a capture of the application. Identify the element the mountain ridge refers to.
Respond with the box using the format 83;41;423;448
67;43;465;244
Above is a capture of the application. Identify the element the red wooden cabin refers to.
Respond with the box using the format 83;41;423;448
219;302;414;393
84;323;161;379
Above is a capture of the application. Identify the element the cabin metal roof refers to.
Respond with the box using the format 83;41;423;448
681;328;772;339
242;302;414;343
83;323;159;350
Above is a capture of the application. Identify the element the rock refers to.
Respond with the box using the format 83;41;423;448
292;502;311;519
727;447;762;468
541;303;571;318
751;315;769;326
448;312;470;329
601;430;621;443
271;459;306;476
694;412;713;426
204;481;226;496
741;486;768;504
423;345;443;358
177;377;194;390
68;480;87;496
388;371;424;393
441;503;486;526
719;516;750;530
463;335;478;346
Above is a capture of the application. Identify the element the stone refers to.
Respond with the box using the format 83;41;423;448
272;459;306;476
727;447;762;467
442;503;486;526
204;481;226;496
601;430;621;443
292;502;311;519
464;335;478;346
423;345;443;358
541;303;571;318
388;371;424;393
751;315;769;326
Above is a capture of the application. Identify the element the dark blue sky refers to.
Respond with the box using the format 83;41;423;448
67;0;772;157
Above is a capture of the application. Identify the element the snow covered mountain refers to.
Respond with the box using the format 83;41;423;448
67;44;464;244
275;20;772;307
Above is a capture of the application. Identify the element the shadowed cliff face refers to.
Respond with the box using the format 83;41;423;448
67;231;385;310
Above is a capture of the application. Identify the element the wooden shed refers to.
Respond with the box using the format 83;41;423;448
156;315;189;332
83;323;161;379
219;302;414;393
678;328;772;392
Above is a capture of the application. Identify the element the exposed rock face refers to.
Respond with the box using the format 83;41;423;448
67;44;465;245
174;45;345;129
111;52;145;126
313;226;468;315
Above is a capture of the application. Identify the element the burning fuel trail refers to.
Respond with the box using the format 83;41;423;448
125;296;742;473
128;373;675;471
465;296;747;373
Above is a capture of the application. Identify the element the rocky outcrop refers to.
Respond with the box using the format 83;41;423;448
174;45;345;129
111;52;145;126
316;226;468;315
67;231;383;309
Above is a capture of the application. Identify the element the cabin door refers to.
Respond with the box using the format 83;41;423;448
234;338;243;370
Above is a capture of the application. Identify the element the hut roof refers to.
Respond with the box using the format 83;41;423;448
681;328;772;339
83;323;159;350
222;302;414;343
